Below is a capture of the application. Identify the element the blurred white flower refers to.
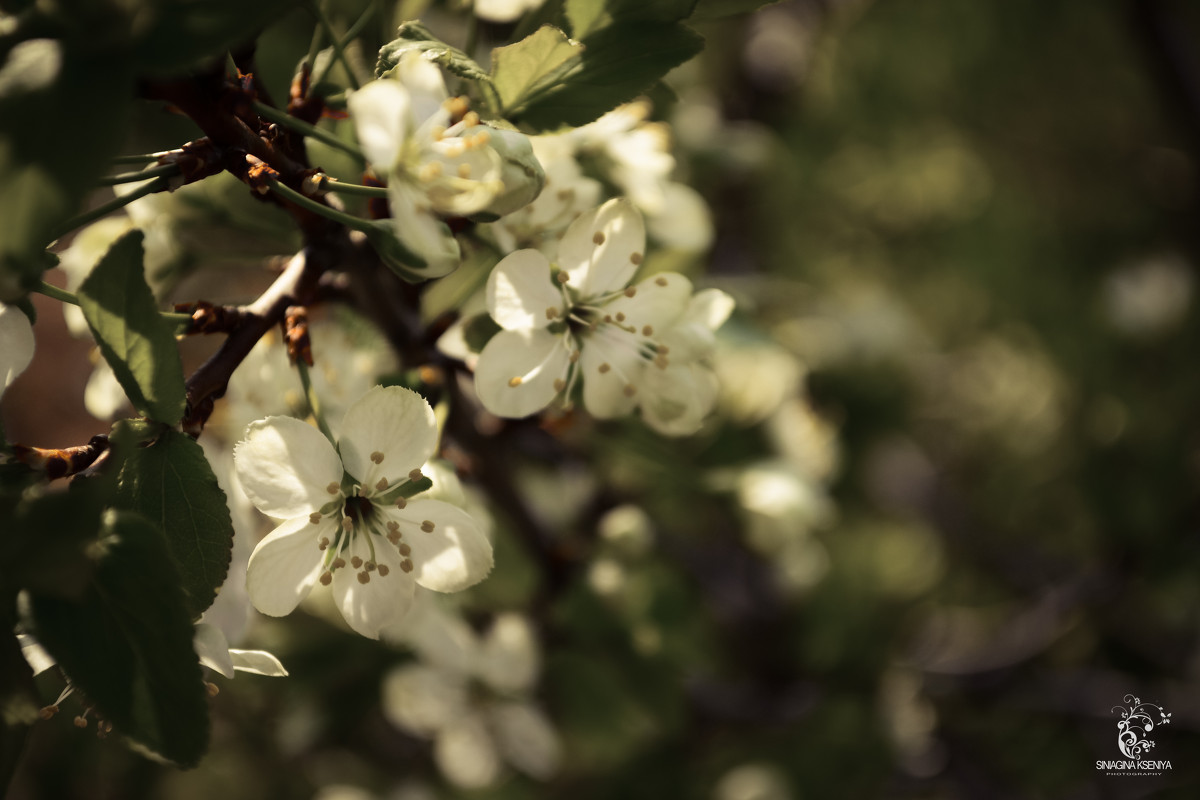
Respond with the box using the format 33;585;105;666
0;302;34;400
713;763;793;800
1103;254;1193;339
475;0;545;23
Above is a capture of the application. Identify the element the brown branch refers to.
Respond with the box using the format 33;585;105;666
8;436;110;480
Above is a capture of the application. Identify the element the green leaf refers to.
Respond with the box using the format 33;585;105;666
1;478;107;601
114;425;234;620
490;25;585;116
131;0;303;73
462;314;502;354
690;0;784;21
565;0;697;37
0;41;132;301
377;22;494;88
28;510;209;767
515;22;704;131
77;230;186;425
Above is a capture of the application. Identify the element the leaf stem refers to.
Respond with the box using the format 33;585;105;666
295;360;336;443
318;177;389;198
111;153;163;165
33;282;191;322
309;1;366;91
266;177;371;231
253;101;365;163
98;163;180;187
50;177;172;241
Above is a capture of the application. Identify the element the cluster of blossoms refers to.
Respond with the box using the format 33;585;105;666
473;198;734;434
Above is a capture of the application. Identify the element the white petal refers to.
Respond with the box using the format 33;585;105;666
489;701;563;779
348;79;410;172
83;359;127;420
646;182;714;252
486;249;561;331
601;271;693;329
558;198;645;298
435;713;502;789
476;613;539;692
234;416;344;519
229;649;289;677
422;137;502;216
0;302;34;398
386;499;492;593
330;532;415;638
17;634;56;677
246;515;333;617
686;287;736;332
382;663;469;736
578;334;641;419
474;328;570;418
193;623;235;678
380;588;478;673
641;362;718;436
337;385;438;487
388;182;461;278
394;51;449;131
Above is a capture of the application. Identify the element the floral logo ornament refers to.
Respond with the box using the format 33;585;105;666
234;385;493;639
1111;694;1171;760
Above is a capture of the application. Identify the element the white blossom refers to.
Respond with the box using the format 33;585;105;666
0;302;34;401
234;386;492;638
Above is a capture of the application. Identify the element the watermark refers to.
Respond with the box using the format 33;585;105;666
1096;695;1172;776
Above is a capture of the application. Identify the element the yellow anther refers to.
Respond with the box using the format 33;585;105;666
593;231;606;245
351;556;363;569
409;468;424;482
320;571;333;585
376;477;389;492
395;497;408;509
401;559;414;573
508;376;524;387
74;716;87;729
553;378;566;392
421;520;435;533
357;571;370;584
655;276;668;287
399;543;411;556
599;363;611;374
419;162;444;182
632;253;644;265
625;287;637;298
370;451;385;464
326;482;340;494
546;306;559;320
377;564;390;576
473;131;491;146
429;125;446;141
462;110;480;128
457;163;472;179
206;682;220;697
310;512;323;525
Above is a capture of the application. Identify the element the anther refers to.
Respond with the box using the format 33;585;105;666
603;314;613;323
616;312;626;323
457;163;472;179
74;716;88;728
370;451;385;464
421;520;435;532
401;559;414;573
658;344;670;355
655;276;668;287
365;561;377;572
570;351;581;363
623;384;638;397
377;564;390;576
332;557;347;569
376;477;389;492
395;497;408;509
593;231;606;245
556;272;570;284
326;482;340;494
624;286;637;298
310;512;323;525
39;705;58;720
462;110;480;128
387;520;400;533
387;531;401;544
318;537;330;551
545;307;558;320
205;682;220;697
399;543;411;556
599;363;611;374
632;253;644;265
642;325;654;336
351;556;363;569
357;571;370;584
553;378;566;392
508;376;523;387
409;469;424;482
320;571;333;585
655;355;669;369
342;517;354;532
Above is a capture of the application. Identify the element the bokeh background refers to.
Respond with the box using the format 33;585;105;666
6;0;1200;797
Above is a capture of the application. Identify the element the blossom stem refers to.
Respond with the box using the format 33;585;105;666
111;153;163;165
98;163;180;186
310;0;376;91
317;177;389;198
266;177;373;232
32;282;192;323
50;176;172;240
294;359;337;444
253;101;365;163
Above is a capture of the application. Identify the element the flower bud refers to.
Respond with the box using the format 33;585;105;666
469;125;546;219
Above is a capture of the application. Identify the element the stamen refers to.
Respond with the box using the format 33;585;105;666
395;497;408;509
632;253;644;265
342;517;354;532
569;351;581;363
332;557;346;569
386;520;400;533
39;705;59;720
615;312;626;323
624;287;637;298
74;716;88;728
370;451;385;464
419;162;443;182
399;543;411;556
655;276;668;287
400;559;414;573
365;561;377;572
553;378;566;392
545;306;559;320
457;163;472;179
508;376;524;387
655;355;669;369
421;520;435;532
310;512;322;525
326;482;340;494
351;556;363;569
376;477;389;492
318;537;330;551
623;384;638;397
357;571;370;584
599;363;611;374
593;231;606;245
377;564;390;576
462;110;480;128
206;682;220;697
320;571;333;585
642;325;654;336
658;344;670;355
409;468;424;482
556;272;570;284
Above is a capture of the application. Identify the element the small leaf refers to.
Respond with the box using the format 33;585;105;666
491;25;585;116
376;23;495;96
29;510;209;767
114;425;234;620
463;314;502;354
77;230;186;425
515;22;704;131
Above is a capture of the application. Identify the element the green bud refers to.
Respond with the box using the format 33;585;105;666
469;125;545;219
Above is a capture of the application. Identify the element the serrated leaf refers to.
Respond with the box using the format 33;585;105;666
491;25;585;116
28;510;209;767
0;42;131;301
114;427;234;620
515;22;704;131
77;230;186;425
377;22;493;84
462;314;502;354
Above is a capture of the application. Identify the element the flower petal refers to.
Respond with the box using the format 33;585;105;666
487;249;561;331
17;634;56;677
193;623;235;678
600;271;693;329
476;613;539;692
0;302;34;398
435;713;502;789
348;79;411;171
558;198;645;298
386;499;492;593
578;332;641;419
338;385;438;487
394;51;450;134
382;663;470;736
489;701;563;780
246;514;333;617
474;328;570;418
388;181;462;278
330;532;415;638
235;416;345;519
229;649;289;677
641;362;719;436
